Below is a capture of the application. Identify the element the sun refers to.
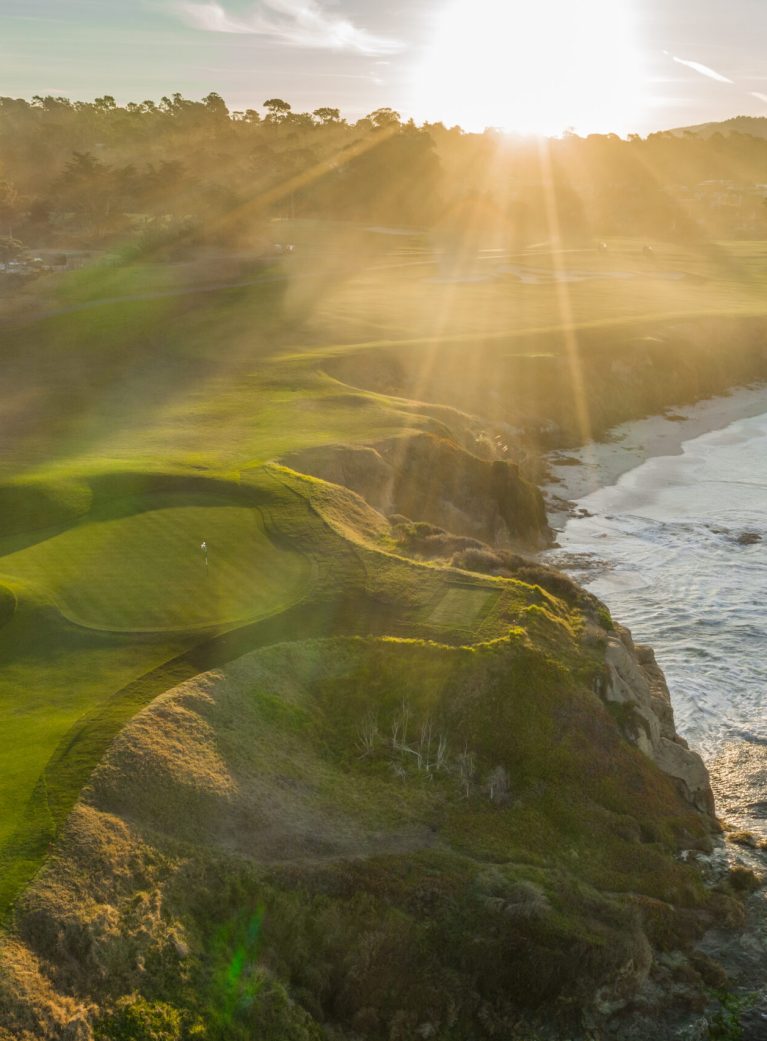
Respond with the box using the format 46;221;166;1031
412;0;644;136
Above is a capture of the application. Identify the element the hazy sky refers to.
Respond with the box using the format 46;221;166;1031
2;0;767;134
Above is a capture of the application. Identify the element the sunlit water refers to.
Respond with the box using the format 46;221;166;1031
550;412;767;763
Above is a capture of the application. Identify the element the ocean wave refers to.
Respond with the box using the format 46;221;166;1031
550;408;767;765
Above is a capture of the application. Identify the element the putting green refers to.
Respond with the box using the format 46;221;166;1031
0;499;311;632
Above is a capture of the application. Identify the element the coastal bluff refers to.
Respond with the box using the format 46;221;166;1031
603;626;715;818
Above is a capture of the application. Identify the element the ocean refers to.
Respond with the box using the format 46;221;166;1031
549;410;767;833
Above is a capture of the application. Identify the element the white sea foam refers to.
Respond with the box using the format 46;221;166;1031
550;411;767;759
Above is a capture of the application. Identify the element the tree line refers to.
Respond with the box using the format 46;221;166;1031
2;91;767;252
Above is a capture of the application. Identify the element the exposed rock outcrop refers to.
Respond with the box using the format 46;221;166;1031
283;432;552;549
601;626;715;818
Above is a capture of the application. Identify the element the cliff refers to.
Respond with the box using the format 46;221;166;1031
283;432;551;549
603;627;715;818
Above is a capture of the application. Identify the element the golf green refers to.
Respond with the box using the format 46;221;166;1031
0;498;311;632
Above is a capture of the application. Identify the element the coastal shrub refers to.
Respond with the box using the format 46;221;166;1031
708;990;754;1041
512;564;585;602
725;865;761;893
689;951;728;989
394;522;485;560
2;633;727;1040
205;970;323;1041
94;996;183;1041
449;546;595;610
451;546;506;573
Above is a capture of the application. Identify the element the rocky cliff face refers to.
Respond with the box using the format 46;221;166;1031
600;626;716;819
283;431;552;549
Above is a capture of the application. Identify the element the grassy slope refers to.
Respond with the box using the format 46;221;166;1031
0;232;765;979
0;456;553;915
0;470;316;905
5;236;767;473
1;629;738;1041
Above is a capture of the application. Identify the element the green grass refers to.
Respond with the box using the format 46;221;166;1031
0;605;189;849
0;497;310;632
426;586;499;628
4;236;767;475
1;232;765;926
0;471;318;907
0;458;543;916
1;234;761;1038
0;487;314;891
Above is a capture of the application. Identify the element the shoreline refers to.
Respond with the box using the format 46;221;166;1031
541;381;767;845
543;380;767;530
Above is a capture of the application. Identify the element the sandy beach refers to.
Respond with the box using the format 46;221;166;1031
543;380;767;528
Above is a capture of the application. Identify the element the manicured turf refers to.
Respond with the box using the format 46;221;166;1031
427;587;499;629
0;497;310;632
0;488;312;890
0;606;189;850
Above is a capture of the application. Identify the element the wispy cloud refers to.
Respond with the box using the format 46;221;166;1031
173;0;403;55
671;54;734;84
751;92;767;104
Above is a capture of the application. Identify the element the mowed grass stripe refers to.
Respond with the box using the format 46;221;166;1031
0;501;311;632
427;587;500;629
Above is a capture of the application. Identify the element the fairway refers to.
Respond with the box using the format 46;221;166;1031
0;498;311;632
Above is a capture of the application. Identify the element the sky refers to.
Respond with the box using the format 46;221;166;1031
2;0;767;135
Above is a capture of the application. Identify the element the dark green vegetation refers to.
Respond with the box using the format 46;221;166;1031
5;92;767;263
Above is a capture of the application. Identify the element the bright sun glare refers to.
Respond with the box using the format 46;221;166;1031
413;0;644;136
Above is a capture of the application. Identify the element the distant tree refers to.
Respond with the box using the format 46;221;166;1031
54;152;126;237
313;107;342;125
159;92;189;115
203;91;229;119
30;94;73;111
367;107;401;130
4;86;767;249
263;98;292;121
340;123;442;225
